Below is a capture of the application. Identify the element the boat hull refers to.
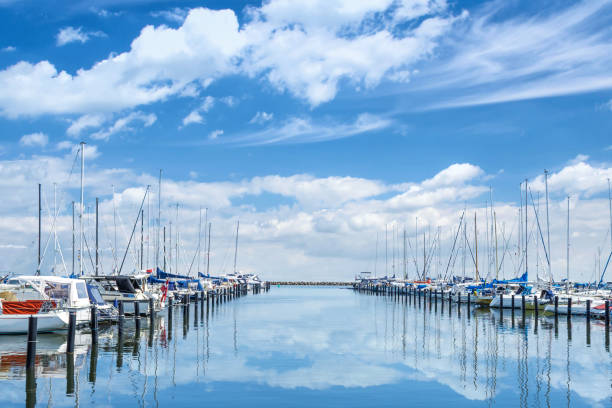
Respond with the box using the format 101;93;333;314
0;311;70;334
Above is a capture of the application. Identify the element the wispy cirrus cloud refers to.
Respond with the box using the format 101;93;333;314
414;0;612;109
227;113;391;145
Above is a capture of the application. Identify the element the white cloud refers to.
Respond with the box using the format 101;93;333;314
0;2;462;117
66;113;107;137
530;159;612;198
234;113;391;145
208;129;223;140
91;111;156;140
0;151;609;282
242;1;461;106
182;110;204;127
55;141;73;150
249;111;273;124
1;46;15;52
151;7;189;24
56;26;106;46
19;132;48;147
417;1;612;109
0;9;245;117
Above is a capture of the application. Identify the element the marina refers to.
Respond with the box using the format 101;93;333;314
0;286;610;407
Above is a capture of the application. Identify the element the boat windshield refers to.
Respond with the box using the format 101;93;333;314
86;285;106;305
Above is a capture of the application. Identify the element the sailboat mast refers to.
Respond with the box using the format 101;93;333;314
474;212;479;281
374;232;378;278
72;201;75;276
197;207;202;274
140;208;144;271
403;227;407;280
37;183;41;275
233;220;239;274
79;141;85;276
385;224;388;276
96;197;99;276
544;170;552;283
494;211;498;280
566;195;570;292
608;178;612;251
175;203;179;275
524;179;528;280
206;222;211;276
157;169;162;270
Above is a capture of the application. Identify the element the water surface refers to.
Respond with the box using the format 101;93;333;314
0;287;610;407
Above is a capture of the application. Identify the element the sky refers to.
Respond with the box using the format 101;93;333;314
0;0;611;282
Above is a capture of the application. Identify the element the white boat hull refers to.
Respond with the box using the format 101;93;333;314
0;311;70;334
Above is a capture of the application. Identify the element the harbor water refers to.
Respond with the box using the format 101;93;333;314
0;286;610;407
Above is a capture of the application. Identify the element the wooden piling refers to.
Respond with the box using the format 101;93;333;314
67;311;76;353
90;305;98;344
26;316;37;368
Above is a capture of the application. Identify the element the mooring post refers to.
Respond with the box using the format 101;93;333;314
586;299;591;322
134;301;141;319
554;296;558;317
511;295;515;310
500;294;504;316
67;311;76;353
521;295;526;316
534;297;539;318
567;297;572;319
90;304;98;344
118;300;124;335
26;316;37;368
605;300;610;329
149;297;155;325
467;292;471;308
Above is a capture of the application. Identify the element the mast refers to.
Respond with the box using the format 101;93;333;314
140;208;144;271
112;185;117;274
544;170;552;283
423;231;426;278
566;195;570;293
95;197;99;276
157;169;162;270
79;141;85;276
175;203;179;275
524;179;528;280
72;201;75;276
415;217;418;278
385;224;388;276
37;183;41;276
197;207;202;274
474;212;479;282
233;220;239;274
206;222;211;276
403;227;407;280
374;232;378;278
608;178;612;252
169;222;172;273
494;211;499;280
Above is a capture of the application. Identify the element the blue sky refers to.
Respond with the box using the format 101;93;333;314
0;0;611;281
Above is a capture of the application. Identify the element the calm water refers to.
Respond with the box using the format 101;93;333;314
0;287;611;407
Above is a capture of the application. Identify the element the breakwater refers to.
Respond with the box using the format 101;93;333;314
269;281;352;286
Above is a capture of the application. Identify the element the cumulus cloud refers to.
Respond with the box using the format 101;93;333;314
0;2;462;117
56;26;106;46
19;132;48;147
182;110;204;127
0;150;609;281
